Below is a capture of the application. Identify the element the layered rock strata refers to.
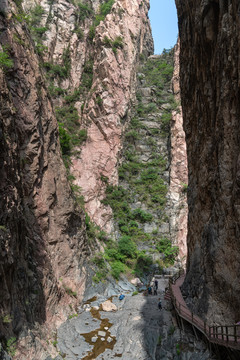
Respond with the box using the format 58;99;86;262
0;2;88;358
175;0;240;323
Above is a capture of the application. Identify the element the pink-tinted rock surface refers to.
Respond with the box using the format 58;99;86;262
0;2;89;358
71;0;153;231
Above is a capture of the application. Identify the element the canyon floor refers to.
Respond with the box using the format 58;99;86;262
48;277;213;360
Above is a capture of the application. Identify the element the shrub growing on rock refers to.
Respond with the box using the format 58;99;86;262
156;237;179;265
111;260;125;279
118;236;137;258
0;49;13;70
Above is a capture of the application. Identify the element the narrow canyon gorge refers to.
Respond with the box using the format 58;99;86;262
0;0;239;359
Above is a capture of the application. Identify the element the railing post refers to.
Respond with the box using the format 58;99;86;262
226;326;229;343
221;326;224;340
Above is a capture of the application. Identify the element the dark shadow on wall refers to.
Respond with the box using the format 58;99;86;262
0;10;57;349
0;113;51;345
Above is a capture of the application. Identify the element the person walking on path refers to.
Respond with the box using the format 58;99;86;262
148;286;152;295
158;299;162;310
154;279;158;290
154;285;157;295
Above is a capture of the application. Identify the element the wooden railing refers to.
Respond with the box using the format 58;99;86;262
169;268;185;285
168;271;240;350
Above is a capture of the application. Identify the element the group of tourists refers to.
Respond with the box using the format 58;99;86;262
147;278;162;310
148;278;158;296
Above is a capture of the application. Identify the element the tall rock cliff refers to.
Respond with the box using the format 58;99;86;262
0;0;154;358
0;1;89;358
175;0;240;324
21;0;153;232
0;0;189;357
169;39;188;262
71;0;153;231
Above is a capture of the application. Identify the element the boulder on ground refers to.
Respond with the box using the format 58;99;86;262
101;300;117;312
130;278;141;286
98;331;106;337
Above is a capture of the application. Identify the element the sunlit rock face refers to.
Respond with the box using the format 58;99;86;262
0;0;153;357
21;0;153;232
170;39;188;263
175;0;240;323
71;0;153;231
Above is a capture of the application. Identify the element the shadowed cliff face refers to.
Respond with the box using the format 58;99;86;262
0;2;89;358
170;39;188;262
176;0;240;324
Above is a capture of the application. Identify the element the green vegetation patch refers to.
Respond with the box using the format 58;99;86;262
94;49;179;283
156;237;179;265
88;0;115;42
43;46;71;79
6;337;16;357
0;49;13;70
77;2;93;21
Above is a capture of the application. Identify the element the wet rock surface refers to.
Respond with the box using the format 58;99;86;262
52;277;167;360
49;277;213;360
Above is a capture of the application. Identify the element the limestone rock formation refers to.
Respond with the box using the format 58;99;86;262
175;0;240;324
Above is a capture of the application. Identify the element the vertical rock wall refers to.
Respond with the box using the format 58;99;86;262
176;0;240;323
21;0;153;232
0;0;153;357
0;2;88;358
169;39;188;263
71;0;153;231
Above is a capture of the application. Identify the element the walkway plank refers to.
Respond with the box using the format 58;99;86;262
169;272;240;351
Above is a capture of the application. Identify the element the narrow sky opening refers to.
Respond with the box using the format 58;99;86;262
149;0;178;55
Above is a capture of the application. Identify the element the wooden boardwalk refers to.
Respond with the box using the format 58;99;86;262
168;271;240;351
